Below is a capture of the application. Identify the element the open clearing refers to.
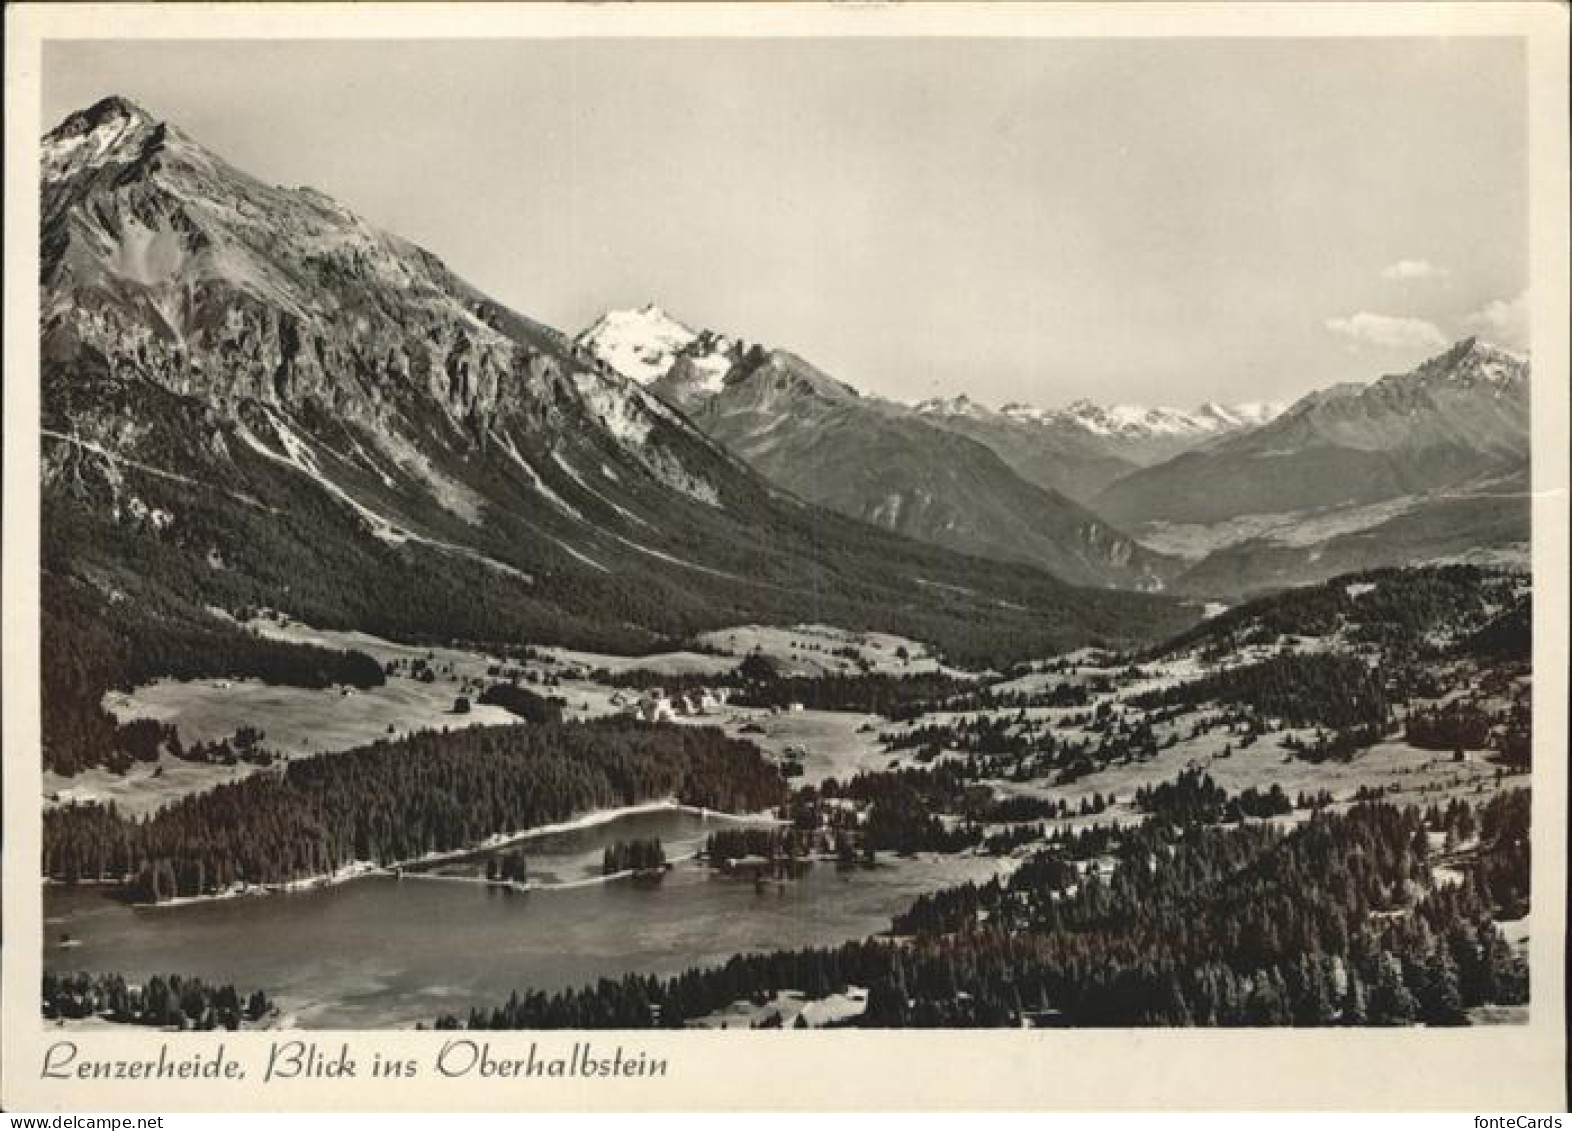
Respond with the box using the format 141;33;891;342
691;986;869;1030
695;623;972;678
987;730;1507;819
102;677;516;756
45;752;260;820
706;707;898;785
535;645;733;679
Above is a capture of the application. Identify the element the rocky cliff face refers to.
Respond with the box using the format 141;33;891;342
45;98;603;430
41;97;747;519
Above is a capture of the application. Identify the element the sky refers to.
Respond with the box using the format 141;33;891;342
43;37;1529;409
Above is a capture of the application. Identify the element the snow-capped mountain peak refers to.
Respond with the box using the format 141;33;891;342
915;393;990;419
998;402;1047;421
919;393;1284;439
1192;401;1286;429
42;95;161;183
1269;338;1532;426
1059;400;1288;437
575;305;704;385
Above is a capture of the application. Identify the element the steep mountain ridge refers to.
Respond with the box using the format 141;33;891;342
1076;339;1532;596
1094;338;1530;528
577;307;1177;588
580;305;1285;504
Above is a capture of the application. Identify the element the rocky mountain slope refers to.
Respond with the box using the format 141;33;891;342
1083;339;1531;595
576;306;1177;589
40;95;1193;773
1093;339;1528;527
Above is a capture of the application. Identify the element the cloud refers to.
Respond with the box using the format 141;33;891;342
1325;312;1449;351
1463;291;1530;350
1381;259;1449;281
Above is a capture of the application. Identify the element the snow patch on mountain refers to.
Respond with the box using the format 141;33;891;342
41;97;157;182
611;533;739;579
685;349;735;396
643;444;722;507
235;413;533;582
551;452;656;530
1192;402;1285;429
918;395;1287;439
565;368;720;506
917;394;989;419
549;451;591;491
545;534;610;574
576;304;701;384
1401;338;1528;389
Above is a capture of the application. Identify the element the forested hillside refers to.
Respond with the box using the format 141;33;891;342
1148;565;1526;660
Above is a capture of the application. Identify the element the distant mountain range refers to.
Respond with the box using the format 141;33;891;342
39;94;1191;775
580;304;1531;599
577;306;1178;589
579;305;1283;504
1105;338;1532;594
1094;338;1529;527
912;393;1284;500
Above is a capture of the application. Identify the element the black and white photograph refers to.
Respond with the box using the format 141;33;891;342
4;1;1568;1115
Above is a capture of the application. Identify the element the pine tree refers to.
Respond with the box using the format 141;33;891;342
1418;945;1467;1026
1368;954;1418;1025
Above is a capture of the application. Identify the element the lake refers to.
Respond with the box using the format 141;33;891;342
44;807;1002;1028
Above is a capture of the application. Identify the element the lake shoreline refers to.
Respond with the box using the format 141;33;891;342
45;837;1015;1029
69;800;779;911
398;849;704;893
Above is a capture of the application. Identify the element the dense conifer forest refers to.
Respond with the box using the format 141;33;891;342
1129;653;1391;730
599;660;1094;722
43;721;786;901
598;662;991;720
42;572;385;776
1134;768;1293;823
702;826;852;866
476;681;565;724
602;838;668;875
443;792;1530;1029
1462;598;1532;661
42;972;272;1031
484;850;530;884
1405;704;1496;752
1149;566;1522;661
